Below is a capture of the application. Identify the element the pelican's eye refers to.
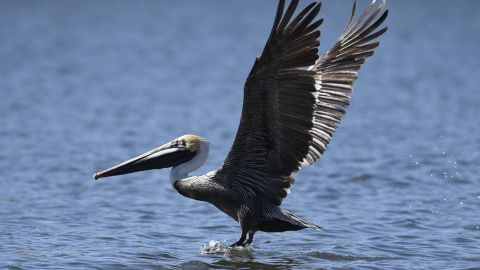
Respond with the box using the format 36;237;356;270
173;140;186;147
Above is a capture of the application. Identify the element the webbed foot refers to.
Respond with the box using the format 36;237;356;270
229;240;246;248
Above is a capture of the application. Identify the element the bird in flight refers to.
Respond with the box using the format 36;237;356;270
94;0;388;247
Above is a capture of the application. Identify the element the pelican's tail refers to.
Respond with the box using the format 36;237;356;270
280;209;324;232
258;208;323;233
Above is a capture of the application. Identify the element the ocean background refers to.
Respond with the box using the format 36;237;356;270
1;0;479;269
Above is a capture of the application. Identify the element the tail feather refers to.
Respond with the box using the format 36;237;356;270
280;209;324;232
258;208;323;233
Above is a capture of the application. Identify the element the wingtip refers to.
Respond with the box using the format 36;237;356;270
313;1;322;12
383;9;389;18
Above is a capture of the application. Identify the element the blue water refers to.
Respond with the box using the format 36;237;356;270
1;0;480;269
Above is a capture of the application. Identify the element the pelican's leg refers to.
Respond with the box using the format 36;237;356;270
230;231;247;247
244;230;256;246
230;230;256;247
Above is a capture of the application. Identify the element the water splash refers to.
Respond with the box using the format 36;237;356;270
200;240;253;255
200;240;229;254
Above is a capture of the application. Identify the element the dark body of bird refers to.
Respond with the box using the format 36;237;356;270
174;172;313;246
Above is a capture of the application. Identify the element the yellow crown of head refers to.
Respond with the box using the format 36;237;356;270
177;134;206;153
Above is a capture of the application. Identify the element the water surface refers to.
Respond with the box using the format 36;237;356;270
1;0;480;269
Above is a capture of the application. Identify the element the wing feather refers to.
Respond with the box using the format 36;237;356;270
303;0;388;165
216;0;388;205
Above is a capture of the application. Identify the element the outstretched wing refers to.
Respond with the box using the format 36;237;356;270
218;0;388;205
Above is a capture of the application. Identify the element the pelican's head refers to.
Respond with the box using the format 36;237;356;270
93;134;209;181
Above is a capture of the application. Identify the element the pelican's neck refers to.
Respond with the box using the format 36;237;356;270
169;141;209;185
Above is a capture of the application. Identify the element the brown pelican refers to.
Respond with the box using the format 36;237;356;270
94;0;388;247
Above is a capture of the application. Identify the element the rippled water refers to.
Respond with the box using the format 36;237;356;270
1;0;480;269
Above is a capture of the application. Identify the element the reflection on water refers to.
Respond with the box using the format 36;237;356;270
1;0;480;269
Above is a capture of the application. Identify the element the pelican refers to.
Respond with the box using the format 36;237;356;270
94;0;388;247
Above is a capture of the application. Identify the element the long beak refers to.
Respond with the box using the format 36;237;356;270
93;143;195;180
